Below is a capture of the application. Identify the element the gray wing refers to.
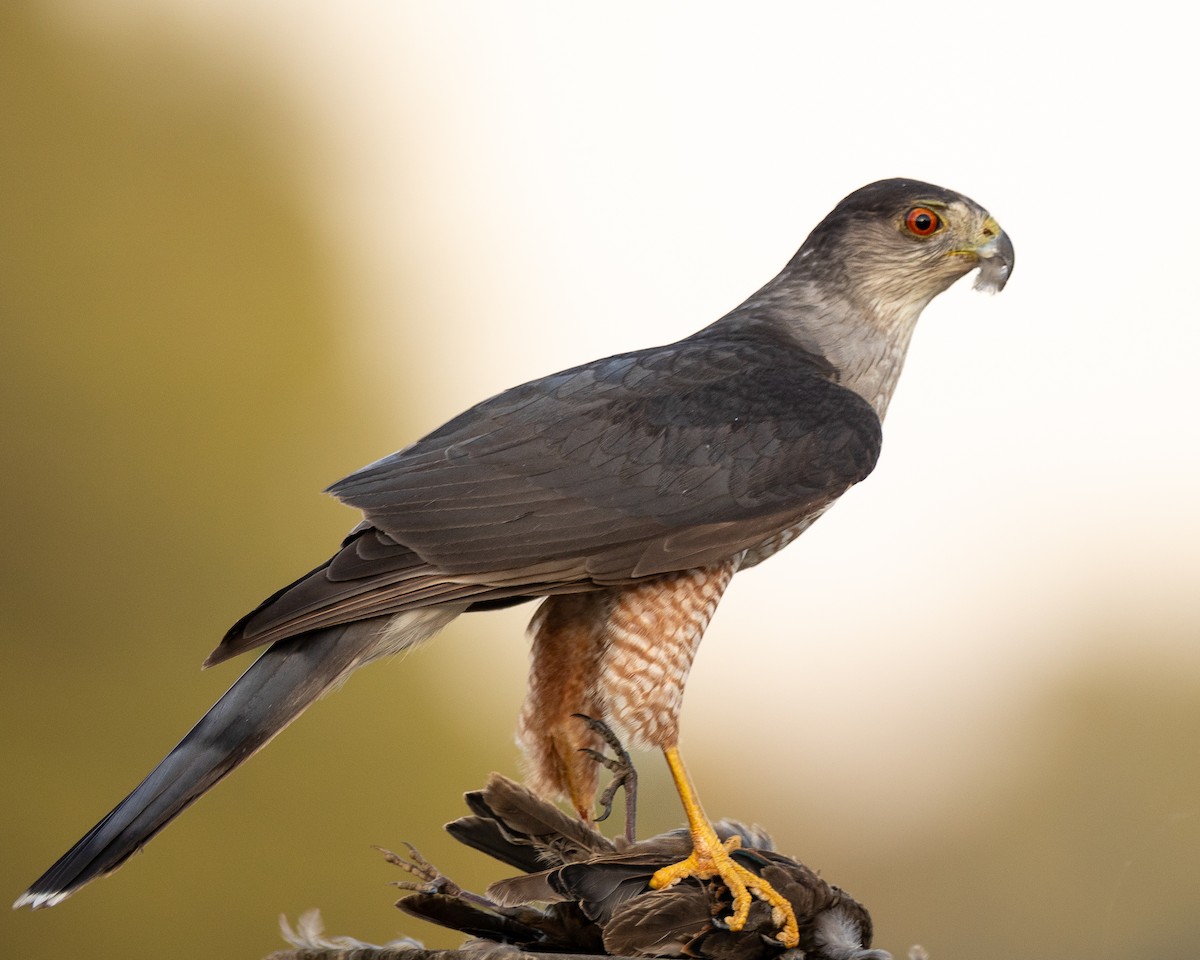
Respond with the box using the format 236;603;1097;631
210;328;880;663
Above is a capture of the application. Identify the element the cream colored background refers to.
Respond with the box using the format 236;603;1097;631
2;3;1197;960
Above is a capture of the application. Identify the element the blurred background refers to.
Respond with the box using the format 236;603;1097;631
2;2;1197;959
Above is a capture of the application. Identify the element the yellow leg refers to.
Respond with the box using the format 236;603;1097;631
650;746;799;948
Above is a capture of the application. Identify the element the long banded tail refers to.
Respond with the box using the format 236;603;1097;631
15;607;458;908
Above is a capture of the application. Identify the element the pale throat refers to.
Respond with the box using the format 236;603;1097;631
838;304;924;420
737;262;935;421
797;290;929;421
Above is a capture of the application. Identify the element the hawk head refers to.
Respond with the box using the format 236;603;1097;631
799;178;1014;315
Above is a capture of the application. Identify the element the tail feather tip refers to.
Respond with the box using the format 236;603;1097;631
13;888;71;910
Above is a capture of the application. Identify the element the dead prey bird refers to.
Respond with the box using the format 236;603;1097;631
393;773;889;960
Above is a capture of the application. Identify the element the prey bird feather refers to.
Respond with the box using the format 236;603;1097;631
16;180;1012;941
397;773;887;960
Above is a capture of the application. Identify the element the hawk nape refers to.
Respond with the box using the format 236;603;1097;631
17;179;1012;946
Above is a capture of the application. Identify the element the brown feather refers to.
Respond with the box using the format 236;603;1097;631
398;774;884;960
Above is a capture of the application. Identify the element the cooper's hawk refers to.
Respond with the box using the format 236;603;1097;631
16;179;1012;945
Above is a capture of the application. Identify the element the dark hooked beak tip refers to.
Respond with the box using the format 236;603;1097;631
974;221;1014;293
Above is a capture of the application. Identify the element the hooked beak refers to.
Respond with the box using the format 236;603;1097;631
972;215;1014;293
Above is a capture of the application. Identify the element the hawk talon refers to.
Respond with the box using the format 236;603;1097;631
650;834;799;946
572;713;638;841
578;750;623;820
656;746;800;948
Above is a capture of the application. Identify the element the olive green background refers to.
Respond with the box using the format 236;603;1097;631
3;6;1198;960
0;6;539;956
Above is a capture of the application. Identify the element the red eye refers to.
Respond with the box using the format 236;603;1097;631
905;207;941;236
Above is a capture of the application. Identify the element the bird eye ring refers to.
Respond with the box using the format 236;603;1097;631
905;207;942;237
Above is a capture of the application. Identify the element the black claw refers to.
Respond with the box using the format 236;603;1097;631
572;713;638;841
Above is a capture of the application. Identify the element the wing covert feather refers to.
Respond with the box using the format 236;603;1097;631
215;329;880;661
330;330;880;576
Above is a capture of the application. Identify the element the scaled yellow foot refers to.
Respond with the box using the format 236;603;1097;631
652;746;800;948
